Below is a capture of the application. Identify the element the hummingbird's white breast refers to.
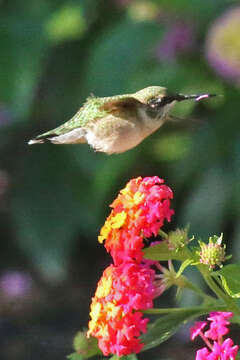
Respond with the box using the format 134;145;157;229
85;115;141;154
84;102;176;154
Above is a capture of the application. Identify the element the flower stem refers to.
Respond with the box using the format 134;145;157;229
197;263;240;315
143;304;227;315
158;229;169;239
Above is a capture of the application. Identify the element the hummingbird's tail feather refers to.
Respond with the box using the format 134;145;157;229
28;132;58;145
28;138;45;145
28;127;88;145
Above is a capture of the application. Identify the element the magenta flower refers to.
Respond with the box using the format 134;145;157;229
208;339;239;360
208;312;233;321
205;312;232;340
196;347;210;360
190;321;207;340
191;312;239;360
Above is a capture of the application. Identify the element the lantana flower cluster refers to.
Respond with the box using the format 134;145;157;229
87;263;156;356
190;312;239;360
98;176;173;264
87;177;174;356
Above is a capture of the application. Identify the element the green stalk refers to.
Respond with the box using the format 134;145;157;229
143;304;227;315
158;229;169;239
197;263;240;316
157;229;240;315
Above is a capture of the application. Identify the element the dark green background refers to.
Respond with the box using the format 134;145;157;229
0;0;239;359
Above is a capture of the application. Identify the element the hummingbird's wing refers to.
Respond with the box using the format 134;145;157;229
101;96;143;110
99;96;144;120
28;95;143;145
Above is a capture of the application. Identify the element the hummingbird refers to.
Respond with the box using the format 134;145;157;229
28;86;215;154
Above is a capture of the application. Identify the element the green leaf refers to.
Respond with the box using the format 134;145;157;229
141;308;209;351
67;353;84;360
73;332;101;359
213;264;240;298
110;355;138;360
143;242;188;261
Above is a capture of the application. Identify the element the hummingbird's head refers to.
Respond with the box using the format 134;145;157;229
133;86;167;104
134;86;217;110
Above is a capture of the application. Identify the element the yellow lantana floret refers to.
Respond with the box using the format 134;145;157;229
95;275;112;298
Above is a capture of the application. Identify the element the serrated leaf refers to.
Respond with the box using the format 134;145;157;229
213;264;240;298
141;308;208;351
143;242;187;261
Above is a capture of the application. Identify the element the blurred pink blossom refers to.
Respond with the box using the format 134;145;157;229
206;7;240;85
0;271;32;298
156;22;195;61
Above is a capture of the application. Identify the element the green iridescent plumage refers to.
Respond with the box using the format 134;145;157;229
28;86;215;154
35;93;139;139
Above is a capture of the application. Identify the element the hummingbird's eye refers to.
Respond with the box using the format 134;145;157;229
149;96;174;108
148;97;162;108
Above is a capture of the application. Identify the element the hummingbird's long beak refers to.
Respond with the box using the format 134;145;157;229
174;93;217;102
149;93;217;108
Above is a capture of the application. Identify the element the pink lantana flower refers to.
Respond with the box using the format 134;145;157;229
190;321;208;340
191;312;239;360
205;312;232;340
208;338;239;360
98;176;173;265
196;347;210;360
87;262;156;356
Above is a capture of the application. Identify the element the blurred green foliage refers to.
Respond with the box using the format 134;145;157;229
1;0;240;359
0;1;240;351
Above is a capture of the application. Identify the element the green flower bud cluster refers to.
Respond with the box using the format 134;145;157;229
198;234;226;270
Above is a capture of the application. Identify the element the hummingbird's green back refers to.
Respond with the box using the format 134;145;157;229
31;86;167;140
39;93;136;138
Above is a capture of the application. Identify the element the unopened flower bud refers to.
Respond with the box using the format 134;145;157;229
167;226;191;251
199;234;226;270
